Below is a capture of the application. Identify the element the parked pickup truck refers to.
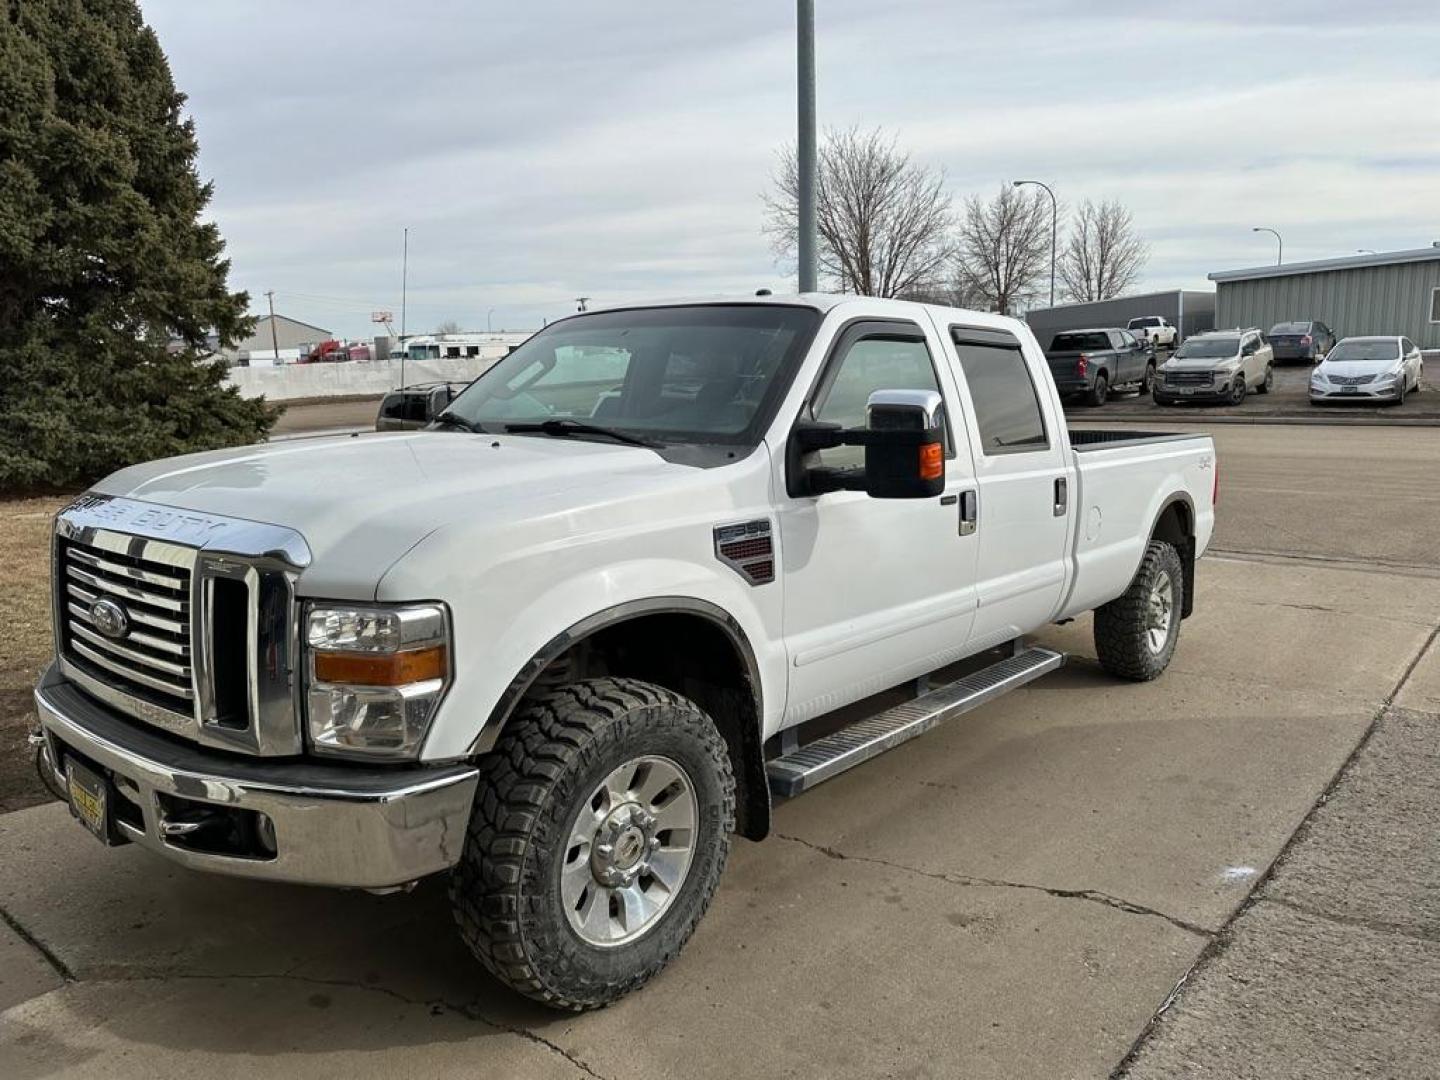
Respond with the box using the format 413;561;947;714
1127;315;1178;349
34;295;1216;1012
1046;327;1156;405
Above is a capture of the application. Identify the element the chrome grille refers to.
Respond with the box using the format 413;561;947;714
53;494;312;756
1164;371;1215;386
1327;373;1377;386
61;539;195;715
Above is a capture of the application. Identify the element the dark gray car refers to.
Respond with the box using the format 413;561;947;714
1045;328;1155;406
1267;320;1335;363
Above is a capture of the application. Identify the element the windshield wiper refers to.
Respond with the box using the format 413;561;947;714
505;418;659;448
432;411;481;432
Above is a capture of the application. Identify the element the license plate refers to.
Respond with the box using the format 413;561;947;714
1181;388;1195;396
1341;386;1358;395
66;758;110;842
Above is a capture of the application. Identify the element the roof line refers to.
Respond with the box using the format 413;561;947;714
1209;245;1440;284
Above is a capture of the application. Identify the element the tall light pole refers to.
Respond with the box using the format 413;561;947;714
796;0;817;293
487;307;495;332
1253;226;1282;265
1013;179;1057;308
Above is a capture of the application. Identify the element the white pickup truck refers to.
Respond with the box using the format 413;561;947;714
34;295;1216;1011
1127;315;1178;349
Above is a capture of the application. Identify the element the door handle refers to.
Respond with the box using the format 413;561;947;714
1053;477;1068;516
958;490;978;536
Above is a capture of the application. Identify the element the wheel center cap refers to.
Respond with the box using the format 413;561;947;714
613;827;646;870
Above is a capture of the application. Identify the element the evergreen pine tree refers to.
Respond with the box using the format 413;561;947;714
0;0;277;492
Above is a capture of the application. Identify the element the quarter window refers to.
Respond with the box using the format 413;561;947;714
951;331;1048;455
1430;287;1440;324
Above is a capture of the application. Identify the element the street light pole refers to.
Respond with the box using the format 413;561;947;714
487;308;495;332
1013;179;1057;308
1253;226;1282;266
796;0;817;294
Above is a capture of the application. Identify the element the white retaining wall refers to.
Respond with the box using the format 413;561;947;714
225;357;501;402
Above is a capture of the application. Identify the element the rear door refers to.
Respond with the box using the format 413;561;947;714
938;322;1072;652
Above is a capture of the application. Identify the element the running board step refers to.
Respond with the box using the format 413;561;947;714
766;646;1064;798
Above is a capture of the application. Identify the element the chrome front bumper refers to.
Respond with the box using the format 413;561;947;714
1310;383;1401;402
34;665;478;889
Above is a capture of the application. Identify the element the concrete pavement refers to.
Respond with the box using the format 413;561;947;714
4;423;1440;1078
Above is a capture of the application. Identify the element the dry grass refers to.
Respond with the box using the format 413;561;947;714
1;496;68;812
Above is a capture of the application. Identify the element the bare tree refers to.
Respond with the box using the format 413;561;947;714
955;185;1052;315
435;319;462;335
1059;199;1148;302
764;127;953;298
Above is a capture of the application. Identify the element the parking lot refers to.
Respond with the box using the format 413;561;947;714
3;420;1438;1078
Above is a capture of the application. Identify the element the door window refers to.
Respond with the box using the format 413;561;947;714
812;329;946;470
1120;331;1140;349
951;331;1049;456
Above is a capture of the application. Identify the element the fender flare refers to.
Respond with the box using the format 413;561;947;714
1145;490;1198;618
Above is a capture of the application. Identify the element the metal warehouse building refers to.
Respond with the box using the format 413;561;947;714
1024;289;1216;351
1210;245;1440;352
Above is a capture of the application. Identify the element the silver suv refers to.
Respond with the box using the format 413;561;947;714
1153;329;1274;405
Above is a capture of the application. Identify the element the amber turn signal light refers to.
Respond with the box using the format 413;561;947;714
918;442;944;481
313;645;447;686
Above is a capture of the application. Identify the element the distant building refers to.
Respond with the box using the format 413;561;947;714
1210;246;1440;351
227;314;333;363
1025;289;1216;350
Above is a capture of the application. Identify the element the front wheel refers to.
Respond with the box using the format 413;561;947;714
1139;363;1156;396
1229;377;1247;405
1094;540;1184;681
450;678;736;1011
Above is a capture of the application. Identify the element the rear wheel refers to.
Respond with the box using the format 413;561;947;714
450;677;735;1011
1086;373;1109;407
1256;365;1273;394
1094;540;1184;681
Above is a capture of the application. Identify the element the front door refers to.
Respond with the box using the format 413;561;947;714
942;323;1072;652
777;317;980;726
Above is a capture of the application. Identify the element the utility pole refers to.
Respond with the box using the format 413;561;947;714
400;227;409;337
796;0;817;294
264;290;280;362
1013;179;1057;308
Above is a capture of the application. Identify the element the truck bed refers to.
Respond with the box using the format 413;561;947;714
1067;427;1207;452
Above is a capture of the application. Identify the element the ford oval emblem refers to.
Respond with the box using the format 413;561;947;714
90;598;130;640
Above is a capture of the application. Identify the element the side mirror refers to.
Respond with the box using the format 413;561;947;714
786;389;946;499
426;386;451;420
862;390;946;499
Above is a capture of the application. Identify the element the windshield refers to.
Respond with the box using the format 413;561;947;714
440;305;821;445
1326;340;1398;363
1270;322;1311;335
1128;317;1159;328
1051;331;1111;351
1174;337;1239;359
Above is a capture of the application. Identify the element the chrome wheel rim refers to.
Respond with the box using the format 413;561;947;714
561;755;697;948
1146;571;1174;654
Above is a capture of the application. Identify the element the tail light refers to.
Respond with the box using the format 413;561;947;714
1077;355;1089;377
1300;334;1312;345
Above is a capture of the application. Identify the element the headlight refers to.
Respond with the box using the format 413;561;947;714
304;602;450;759
1311;371;1327;384
1375;369;1400;382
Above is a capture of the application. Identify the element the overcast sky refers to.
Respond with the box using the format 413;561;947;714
138;0;1440;338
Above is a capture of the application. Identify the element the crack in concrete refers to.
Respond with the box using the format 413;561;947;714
0;901;75;982
1110;617;1440;1078
773;832;1213;938
17;968;612;1080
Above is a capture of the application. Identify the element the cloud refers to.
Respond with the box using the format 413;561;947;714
138;0;1440;334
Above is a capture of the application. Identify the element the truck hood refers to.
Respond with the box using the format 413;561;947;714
92;432;710;599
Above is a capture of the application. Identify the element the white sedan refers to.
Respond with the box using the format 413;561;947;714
1310;336;1424;405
